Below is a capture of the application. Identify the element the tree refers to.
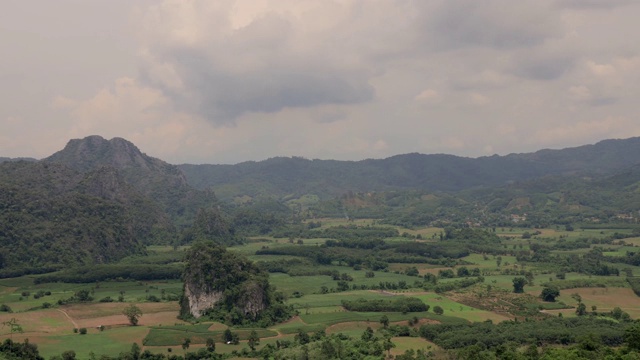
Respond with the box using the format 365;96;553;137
625;322;640;351
61;350;77;360
361;326;374;342
512;277;526;293
575;302;587;316
295;329;310;345
433;306;444;315
540;285;560;302
248;330;259;351
206;337;215;353
383;336;396;356
380;315;389;329
2;318;23;340
224;329;233;343
181;337;191;352
612;306;624;320
223;329;239;344
130;343;141;360
571;293;582;304
122;304;143;326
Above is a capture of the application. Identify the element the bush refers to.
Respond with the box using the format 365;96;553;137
433;306;444;315
79;328;87;335
541;285;560;302
342;297;428;312
0;304;11;312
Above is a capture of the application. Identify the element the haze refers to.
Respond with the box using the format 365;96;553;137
2;0;640;164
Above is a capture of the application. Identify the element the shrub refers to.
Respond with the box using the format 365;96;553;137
541;285;560;302
79;328;87;335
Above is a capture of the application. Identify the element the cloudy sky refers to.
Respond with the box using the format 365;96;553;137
2;0;640;164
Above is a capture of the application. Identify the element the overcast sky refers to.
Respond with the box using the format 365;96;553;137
2;0;640;164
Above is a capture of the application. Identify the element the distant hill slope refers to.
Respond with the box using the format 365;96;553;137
45;135;218;226
178;137;640;201
0;157;37;163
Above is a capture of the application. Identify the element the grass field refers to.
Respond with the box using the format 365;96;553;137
557;287;640;317
390;337;439;357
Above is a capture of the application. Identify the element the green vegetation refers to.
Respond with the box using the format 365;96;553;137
122;304;142;325
179;242;292;326
5;136;640;359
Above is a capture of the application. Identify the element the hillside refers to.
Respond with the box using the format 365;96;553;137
45;135;218;226
178;137;640;201
308;165;640;228
0;161;172;274
0;136;223;275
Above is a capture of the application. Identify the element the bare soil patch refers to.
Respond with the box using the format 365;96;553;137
0;309;70;334
207;322;228;331
560;287;640;317
57;302;184;329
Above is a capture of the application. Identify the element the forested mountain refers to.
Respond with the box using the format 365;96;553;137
0;161;171;273
309;166;640;228
45;135;218;226
179;137;640;201
0;136;221;274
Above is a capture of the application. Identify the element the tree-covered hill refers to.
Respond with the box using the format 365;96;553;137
0;161;173;274
178;137;640;201
44;135;218;226
309;165;640;228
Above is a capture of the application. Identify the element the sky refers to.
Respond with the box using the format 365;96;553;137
2;0;640;164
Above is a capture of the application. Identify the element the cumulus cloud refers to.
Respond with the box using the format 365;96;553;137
136;0;420;124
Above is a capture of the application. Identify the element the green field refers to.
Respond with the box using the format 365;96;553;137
2;223;640;359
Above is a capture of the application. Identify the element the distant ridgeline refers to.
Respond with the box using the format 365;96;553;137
178;137;640;201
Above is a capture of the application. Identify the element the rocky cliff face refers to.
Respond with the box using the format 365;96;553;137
182;282;224;318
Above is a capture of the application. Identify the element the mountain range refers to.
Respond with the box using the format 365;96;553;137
2;135;640;274
178;137;640;201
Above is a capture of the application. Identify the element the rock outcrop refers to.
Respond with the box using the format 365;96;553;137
179;242;272;322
